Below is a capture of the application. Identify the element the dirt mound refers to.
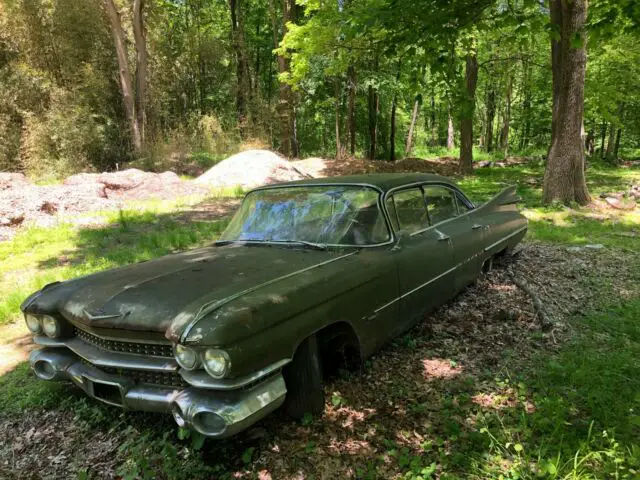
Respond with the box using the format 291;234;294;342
0;172;31;191
0;169;211;241
195;150;308;188
292;156;461;178
64;169;207;200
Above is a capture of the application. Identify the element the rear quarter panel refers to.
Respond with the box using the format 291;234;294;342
473;186;528;258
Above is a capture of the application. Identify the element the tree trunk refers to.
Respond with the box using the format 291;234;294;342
405;95;421;156
269;0;297;156
447;109;455;150
501;75;512;156
543;0;590;205
613;128;622;161
335;79;342;160
605;124;616;160
229;0;252;136
103;0;142;155
599;120;607;158
430;94;438;146
389;62;401;162
519;59;530;150
347;65;357;156
485;88;496;152
367;84;378;160
132;0;146;148
459;51;478;173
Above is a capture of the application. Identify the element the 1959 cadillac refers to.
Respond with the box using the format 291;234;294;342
22;173;527;438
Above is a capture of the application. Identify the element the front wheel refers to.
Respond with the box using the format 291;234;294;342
282;334;325;419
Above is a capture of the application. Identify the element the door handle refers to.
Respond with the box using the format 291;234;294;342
437;234;451;241
472;224;485;230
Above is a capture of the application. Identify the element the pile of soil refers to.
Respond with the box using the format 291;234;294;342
196;150;309;188
0;169;209;241
292;156;462;178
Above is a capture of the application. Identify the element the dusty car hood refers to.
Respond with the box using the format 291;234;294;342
25;245;355;338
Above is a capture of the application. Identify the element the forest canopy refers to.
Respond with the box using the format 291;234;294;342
0;0;638;201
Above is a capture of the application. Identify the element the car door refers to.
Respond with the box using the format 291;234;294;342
422;185;484;293
386;186;456;333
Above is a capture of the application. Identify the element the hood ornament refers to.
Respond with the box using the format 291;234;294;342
82;308;122;321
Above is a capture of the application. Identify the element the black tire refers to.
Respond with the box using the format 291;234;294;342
282;334;325;419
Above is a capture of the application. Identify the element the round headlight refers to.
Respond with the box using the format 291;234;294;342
175;344;199;370
41;315;60;338
203;349;230;378
25;314;42;334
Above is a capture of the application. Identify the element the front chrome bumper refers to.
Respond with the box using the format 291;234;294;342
29;347;287;438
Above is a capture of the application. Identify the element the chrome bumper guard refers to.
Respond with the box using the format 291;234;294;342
29;347;287;438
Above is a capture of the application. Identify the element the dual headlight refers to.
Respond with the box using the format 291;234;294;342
24;313;65;338
174;344;231;379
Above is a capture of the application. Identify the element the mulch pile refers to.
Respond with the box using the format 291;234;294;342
0;169;210;241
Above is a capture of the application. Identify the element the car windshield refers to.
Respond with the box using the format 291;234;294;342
220;185;390;246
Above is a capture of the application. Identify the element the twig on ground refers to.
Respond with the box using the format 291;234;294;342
508;272;555;331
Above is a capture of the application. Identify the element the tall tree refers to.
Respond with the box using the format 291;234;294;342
459;48;478;173
229;0;252;136
405;94;421;155
543;0;590;205
103;0;144;154
132;0;146;147
269;0;298;156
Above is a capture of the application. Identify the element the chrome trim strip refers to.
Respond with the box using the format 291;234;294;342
374;263;458;314
181;251;360;342
180;358;291;390
69;320;170;345
34;336;179;372
484;226;528;252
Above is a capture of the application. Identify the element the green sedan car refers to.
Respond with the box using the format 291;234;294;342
22;173;527;438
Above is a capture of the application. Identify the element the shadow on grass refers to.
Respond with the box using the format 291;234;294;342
37;210;230;272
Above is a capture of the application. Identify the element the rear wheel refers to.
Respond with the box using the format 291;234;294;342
283;334;325;419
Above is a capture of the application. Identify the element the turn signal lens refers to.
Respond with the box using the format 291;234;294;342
41;315;60;338
175;344;199;370
25;314;42;334
203;349;230;378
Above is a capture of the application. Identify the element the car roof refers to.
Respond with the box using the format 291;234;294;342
258;173;457;193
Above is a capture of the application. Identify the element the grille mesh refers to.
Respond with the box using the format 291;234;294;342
74;327;174;358
81;360;187;388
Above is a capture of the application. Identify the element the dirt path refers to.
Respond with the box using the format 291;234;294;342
0;322;34;375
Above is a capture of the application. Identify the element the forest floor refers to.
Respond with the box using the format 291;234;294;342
0;158;638;479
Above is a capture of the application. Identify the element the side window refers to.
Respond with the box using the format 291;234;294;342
423;186;458;225
385;196;400;232
392;188;429;234
456;194;473;213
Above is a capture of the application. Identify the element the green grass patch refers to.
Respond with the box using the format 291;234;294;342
472;299;640;479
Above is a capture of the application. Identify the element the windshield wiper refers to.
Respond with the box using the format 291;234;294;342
270;240;327;251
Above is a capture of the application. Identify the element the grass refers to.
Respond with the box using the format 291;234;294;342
0;158;638;478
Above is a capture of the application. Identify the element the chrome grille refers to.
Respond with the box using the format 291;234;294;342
74;328;173;358
81;360;187;388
